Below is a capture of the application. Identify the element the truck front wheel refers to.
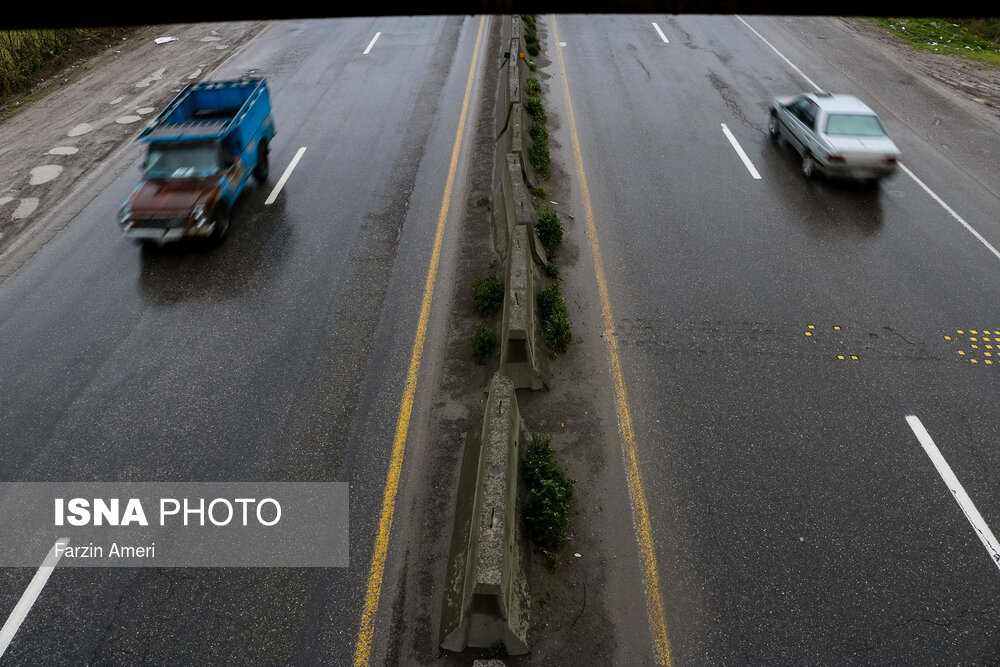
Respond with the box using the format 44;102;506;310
254;141;269;182
210;207;231;243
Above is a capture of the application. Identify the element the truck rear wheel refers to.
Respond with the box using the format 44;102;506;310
254;141;269;182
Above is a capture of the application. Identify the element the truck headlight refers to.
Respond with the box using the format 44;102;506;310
192;204;208;227
118;206;132;226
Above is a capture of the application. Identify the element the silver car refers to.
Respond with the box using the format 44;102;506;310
768;92;901;181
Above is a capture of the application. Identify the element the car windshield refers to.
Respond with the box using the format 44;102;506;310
145;144;220;178
824;113;887;137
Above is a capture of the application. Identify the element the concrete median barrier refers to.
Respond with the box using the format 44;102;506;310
440;373;531;655
500;223;549;391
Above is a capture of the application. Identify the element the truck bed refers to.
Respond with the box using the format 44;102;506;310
139;79;269;144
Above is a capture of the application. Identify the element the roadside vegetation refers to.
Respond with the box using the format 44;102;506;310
867;18;1000;67
0;28;106;99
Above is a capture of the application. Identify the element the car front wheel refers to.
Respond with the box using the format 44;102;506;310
768;114;779;139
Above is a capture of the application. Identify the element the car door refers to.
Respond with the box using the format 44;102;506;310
784;97;819;156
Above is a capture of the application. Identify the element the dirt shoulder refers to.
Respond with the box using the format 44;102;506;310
0;21;268;279
842;18;1000;128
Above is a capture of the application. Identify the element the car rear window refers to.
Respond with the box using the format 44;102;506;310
824;113;887;137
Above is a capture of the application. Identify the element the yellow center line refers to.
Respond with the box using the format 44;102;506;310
551;15;673;667
352;14;486;666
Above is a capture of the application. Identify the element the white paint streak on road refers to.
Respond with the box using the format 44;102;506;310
735;16;823;93
906;416;1000;573
721;124;761;179
363;32;382;55
265;147;307;206
0;539;70;659
652;22;669;43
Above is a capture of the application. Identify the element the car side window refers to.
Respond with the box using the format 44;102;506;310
798;100;818;130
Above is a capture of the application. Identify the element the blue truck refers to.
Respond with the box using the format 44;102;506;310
118;78;276;244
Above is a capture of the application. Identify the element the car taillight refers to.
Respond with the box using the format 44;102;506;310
883;155;899;164
826;153;845;162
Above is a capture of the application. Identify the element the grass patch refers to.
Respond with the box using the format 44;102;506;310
537;282;572;354
536;206;563;254
472;322;497;364
522;434;574;554
867;17;1000;67
526;77;542;96
472;276;504;317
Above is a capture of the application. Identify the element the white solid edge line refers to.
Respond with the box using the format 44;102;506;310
652;22;669;43
735;16;823;94
906;416;1000;572
0;538;70;658
265;147;307;206
898;162;1000;263
363;31;381;55
721;123;761;180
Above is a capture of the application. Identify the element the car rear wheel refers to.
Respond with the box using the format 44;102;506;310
768;114;779;139
802;154;817;179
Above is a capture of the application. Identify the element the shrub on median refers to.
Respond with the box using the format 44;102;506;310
536;206;562;254
472;276;504;317
522;434;574;554
537;281;572;354
528;122;551;180
472;322;497;364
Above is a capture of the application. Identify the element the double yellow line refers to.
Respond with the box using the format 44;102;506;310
552;14;673;666
352;15;486;667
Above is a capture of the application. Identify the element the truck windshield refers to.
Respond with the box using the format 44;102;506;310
145;144;221;178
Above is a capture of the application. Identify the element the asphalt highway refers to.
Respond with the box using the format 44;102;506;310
2;12;999;666
0;16;489;664
547;14;1000;663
